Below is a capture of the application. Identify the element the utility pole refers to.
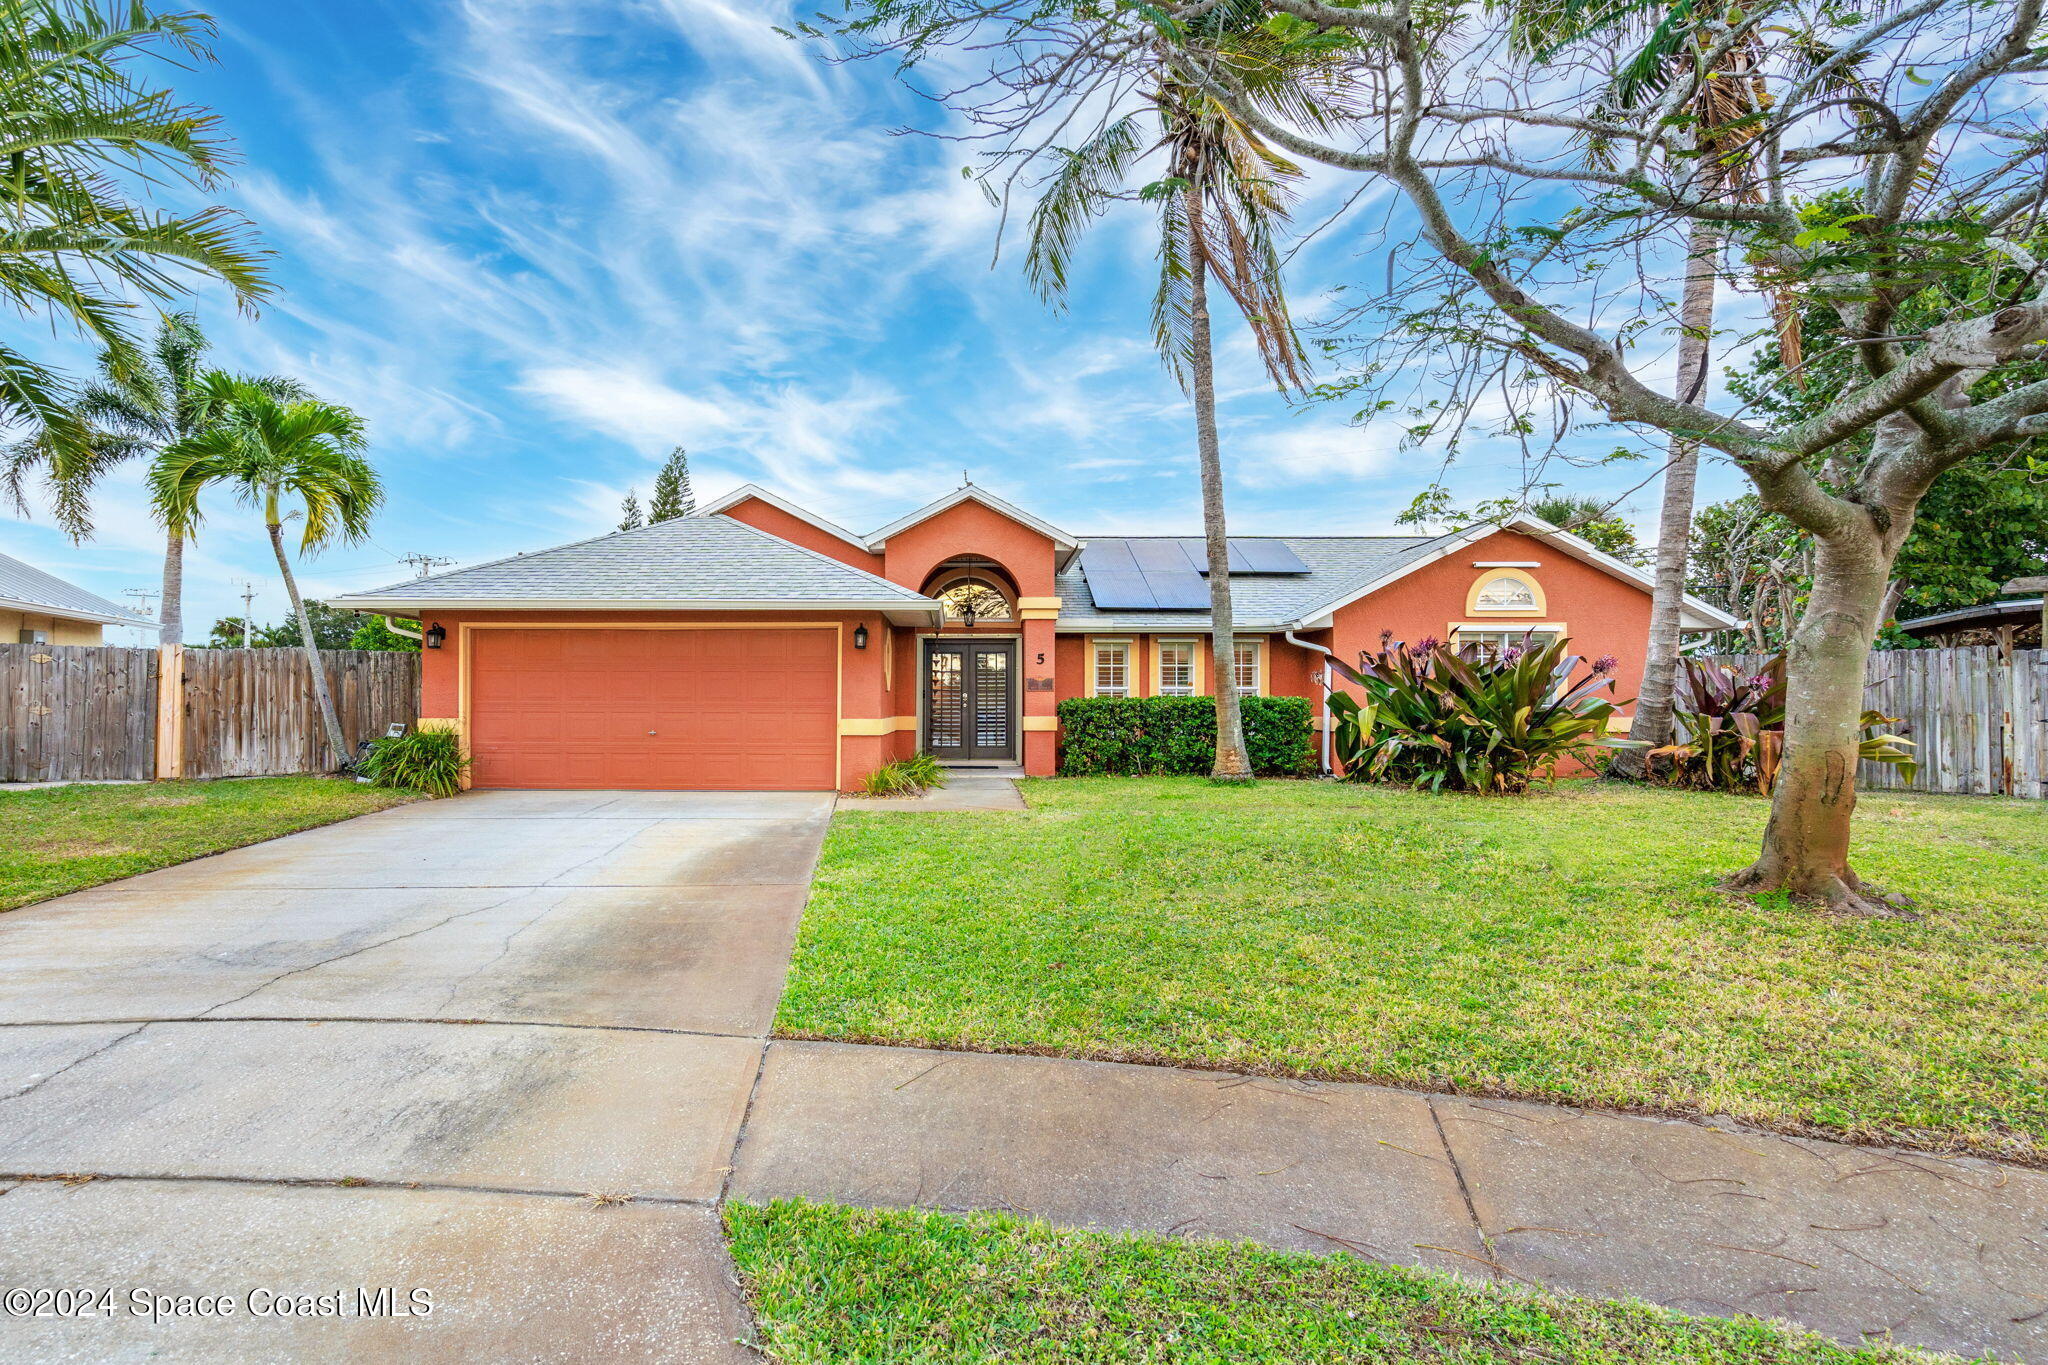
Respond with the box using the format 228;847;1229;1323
239;581;257;649
400;553;452;579
122;588;159;648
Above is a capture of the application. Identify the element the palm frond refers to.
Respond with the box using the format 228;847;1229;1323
1025;113;1144;304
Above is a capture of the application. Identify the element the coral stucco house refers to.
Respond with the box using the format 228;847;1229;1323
330;484;1737;791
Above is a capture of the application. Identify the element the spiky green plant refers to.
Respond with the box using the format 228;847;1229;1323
860;753;949;797
358;728;470;798
1654;655;1917;793
1329;635;1631;794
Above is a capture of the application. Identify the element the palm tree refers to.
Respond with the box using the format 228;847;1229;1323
1027;38;1323;781
150;377;380;766
0;1;271;476
1493;0;1778;775
4;314;304;643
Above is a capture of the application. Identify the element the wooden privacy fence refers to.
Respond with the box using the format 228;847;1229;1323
1705;646;2047;799
1;644;420;784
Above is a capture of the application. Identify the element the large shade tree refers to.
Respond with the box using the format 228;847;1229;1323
151;378;381;766
819;0;2048;913
0;0;269;478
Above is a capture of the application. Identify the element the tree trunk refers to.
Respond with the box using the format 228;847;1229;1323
158;527;184;646
1186;192;1254;783
1725;525;1909;916
269;520;349;769
1613;217;1718;778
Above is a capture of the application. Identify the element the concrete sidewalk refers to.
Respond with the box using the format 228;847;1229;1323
732;1041;2048;1361
0;786;2041;1362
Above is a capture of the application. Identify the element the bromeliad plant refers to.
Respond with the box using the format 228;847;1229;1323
1328;634;1629;795
1653;656;1918;793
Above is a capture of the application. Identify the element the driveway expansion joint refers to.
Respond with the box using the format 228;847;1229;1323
0;1169;716;1208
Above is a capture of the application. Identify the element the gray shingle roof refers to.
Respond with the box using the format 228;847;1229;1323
0;549;154;626
330;514;936;610
1056;535;1451;631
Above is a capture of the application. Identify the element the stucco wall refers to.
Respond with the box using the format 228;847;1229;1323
1325;528;1653;717
2;609;105;645
717;498;885;574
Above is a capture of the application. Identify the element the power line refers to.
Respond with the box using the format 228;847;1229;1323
399;553;453;579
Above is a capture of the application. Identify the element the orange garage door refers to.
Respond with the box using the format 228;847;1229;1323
467;628;839;790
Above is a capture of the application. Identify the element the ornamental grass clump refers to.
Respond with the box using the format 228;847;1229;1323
860;753;949;797
357;727;470;798
1328;633;1628;794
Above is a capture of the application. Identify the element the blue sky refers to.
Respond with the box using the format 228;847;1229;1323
4;0;1748;642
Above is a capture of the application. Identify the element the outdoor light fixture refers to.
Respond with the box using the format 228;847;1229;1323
424;622;446;650
854;624;869;650
960;600;978;628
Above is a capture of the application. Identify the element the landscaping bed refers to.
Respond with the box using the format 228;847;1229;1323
0;777;415;912
777;779;2046;1162
725;1200;1946;1363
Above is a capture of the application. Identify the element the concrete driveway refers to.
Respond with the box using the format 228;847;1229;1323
0;789;824;1362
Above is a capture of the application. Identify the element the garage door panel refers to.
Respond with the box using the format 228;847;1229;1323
468;628;839;790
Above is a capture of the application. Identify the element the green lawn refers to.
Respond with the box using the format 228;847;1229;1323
725;1201;1949;1364
0;777;415;912
777;779;2046;1162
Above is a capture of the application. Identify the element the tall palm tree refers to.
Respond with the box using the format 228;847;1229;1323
4;314;304;643
0;0;271;475
1493;0;1778;775
1028;38;1323;781
150;377;380;766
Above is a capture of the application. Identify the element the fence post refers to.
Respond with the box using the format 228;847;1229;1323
154;643;185;781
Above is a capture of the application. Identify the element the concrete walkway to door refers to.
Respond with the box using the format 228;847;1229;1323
0;788;2041;1362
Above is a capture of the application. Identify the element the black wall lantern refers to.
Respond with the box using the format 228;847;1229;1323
853;623;869;650
424;621;446;650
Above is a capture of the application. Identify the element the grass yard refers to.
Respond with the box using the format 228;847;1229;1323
778;779;2046;1162
0;777;415;912
725;1201;1948;1364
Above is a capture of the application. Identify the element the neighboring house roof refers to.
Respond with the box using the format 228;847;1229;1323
702;481;1080;555
1057;516;1741;633
1897;597;2044;636
0;549;155;628
328;514;941;623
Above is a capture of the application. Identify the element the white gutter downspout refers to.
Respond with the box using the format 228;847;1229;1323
1283;628;1335;776
375;613;423;641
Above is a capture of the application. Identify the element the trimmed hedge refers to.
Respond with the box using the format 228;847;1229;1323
1056;695;1315;777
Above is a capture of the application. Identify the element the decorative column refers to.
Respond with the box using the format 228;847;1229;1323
1018;598;1060;775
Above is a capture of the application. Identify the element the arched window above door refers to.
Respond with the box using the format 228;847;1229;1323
935;577;1014;623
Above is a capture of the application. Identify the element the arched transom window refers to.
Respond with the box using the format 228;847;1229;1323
1467;569;1545;614
936;577;1013;623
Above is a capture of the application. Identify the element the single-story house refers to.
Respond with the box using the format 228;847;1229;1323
330;484;1738;791
1;548;156;644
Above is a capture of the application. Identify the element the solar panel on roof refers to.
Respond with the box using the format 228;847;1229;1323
1147;573;1212;608
1236;540;1310;574
1079;540;1138;572
1082;569;1158;610
1179;538;1310;575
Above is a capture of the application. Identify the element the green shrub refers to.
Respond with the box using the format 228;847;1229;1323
860;752;950;797
357;727;471;798
1328;635;1626;794
1056;695;1314;777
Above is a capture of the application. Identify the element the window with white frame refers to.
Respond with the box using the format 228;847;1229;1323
1232;639;1262;696
1452;628;1559;655
1157;639;1196;696
1093;640;1130;697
